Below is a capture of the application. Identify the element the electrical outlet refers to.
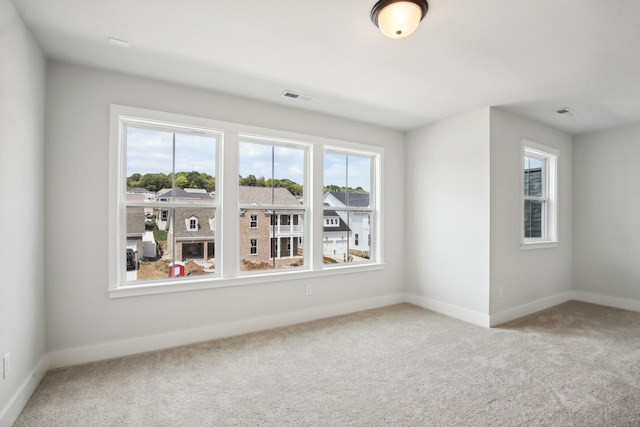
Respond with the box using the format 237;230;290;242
3;353;10;379
305;285;312;296
499;287;504;298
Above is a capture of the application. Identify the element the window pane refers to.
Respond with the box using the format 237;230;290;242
322;210;371;264
524;156;544;197
323;152;371;208
238;140;304;205
524;200;545;238
173;132;217;203
126;126;174;193
240;209;305;271
126;126;216;202
126;206;216;282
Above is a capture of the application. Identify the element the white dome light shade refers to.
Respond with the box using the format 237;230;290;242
371;0;428;39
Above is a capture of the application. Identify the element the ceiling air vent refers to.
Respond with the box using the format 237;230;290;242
554;107;575;116
281;91;313;102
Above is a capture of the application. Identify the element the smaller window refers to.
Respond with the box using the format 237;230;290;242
355;233;359;246
160;210;168;221
324;217;340;227
186;217;198;231
250;239;257;255
250;215;258;228
522;140;558;248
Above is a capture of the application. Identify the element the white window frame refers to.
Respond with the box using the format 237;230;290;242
521;139;559;250
250;239;258;255
109;105;384;299
250;215;257;228
322;149;379;266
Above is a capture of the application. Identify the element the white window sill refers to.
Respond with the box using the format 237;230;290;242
520;240;559;250
109;263;385;299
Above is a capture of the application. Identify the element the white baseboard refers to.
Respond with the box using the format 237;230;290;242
48;294;405;369
0;354;49;427
405;293;491;328
489;291;573;327
572;291;640;313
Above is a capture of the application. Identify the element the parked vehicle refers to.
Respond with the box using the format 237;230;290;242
126;248;138;271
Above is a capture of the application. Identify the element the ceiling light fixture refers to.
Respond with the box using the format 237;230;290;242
371;0;429;39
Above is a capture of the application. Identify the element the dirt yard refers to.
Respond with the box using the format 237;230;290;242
137;258;209;280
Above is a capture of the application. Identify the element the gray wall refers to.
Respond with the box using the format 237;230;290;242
489;108;573;320
44;62;406;358
573;124;640;306
405;107;574;326
0;0;46;422
405;108;492;325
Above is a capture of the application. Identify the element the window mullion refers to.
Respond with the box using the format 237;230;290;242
311;143;324;269
221;132;240;278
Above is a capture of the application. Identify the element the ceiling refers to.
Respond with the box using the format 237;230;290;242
12;0;640;134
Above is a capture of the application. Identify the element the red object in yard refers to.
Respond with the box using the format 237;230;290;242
168;262;185;277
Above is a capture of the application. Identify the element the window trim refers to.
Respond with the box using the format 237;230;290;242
109;104;384;298
520;139;559;250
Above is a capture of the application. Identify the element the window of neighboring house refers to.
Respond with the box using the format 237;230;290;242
522;140;558;248
110;105;384;298
238;137;306;271
323;150;378;264
324;217;339;226
187;217;198;231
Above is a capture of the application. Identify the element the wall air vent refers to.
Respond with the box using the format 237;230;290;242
281;91;313;102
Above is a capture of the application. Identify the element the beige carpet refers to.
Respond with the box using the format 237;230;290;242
14;301;640;426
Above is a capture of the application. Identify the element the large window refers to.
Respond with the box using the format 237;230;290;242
238;138;306;272
522;140;558;248
120;120;219;284
110;105;382;297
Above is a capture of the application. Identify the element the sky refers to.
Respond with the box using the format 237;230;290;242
127;127;372;191
126;127;216;176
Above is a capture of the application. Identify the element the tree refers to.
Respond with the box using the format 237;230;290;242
126;173;142;190
323;185;368;194
138;173;171;192
238;175;303;197
175;174;188;188
240;174;258;186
